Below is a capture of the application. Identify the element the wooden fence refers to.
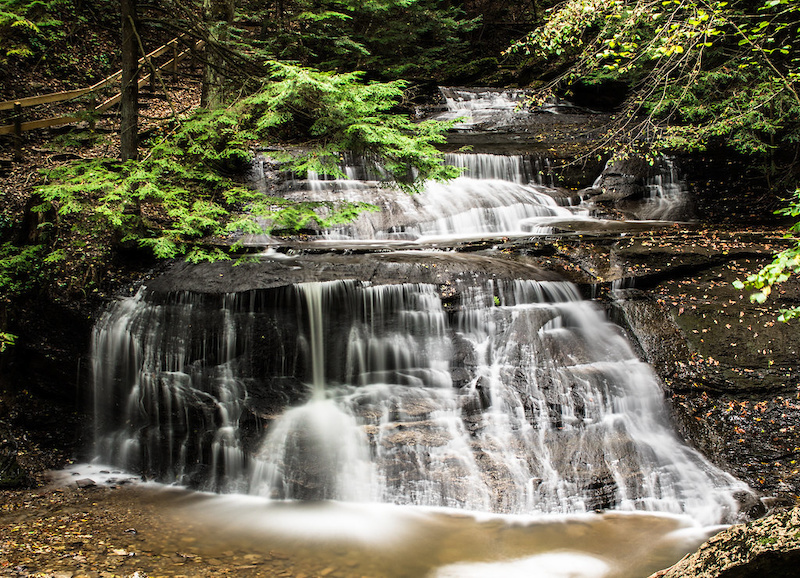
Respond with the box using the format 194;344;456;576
0;35;205;156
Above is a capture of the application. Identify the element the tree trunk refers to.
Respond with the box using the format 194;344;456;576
201;0;235;109
120;0;138;161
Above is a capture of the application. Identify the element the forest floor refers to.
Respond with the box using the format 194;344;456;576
0;484;319;578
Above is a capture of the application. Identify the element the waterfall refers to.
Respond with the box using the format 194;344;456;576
435;87;528;129
274;152;583;241
92;278;748;525
79;84;755;578
298;281;336;398
439;87;528;113
442;153;554;186
91;290;251;492
640;157;689;220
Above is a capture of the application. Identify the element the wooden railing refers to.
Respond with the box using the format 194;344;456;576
0;35;205;145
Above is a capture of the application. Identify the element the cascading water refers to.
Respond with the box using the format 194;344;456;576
91;290;252;493
256;93;686;245
92;277;748;525
443;152;555;186
436;87;529;129
435;86;594;129
273;151;585;241
85;87;752;577
589;156;691;222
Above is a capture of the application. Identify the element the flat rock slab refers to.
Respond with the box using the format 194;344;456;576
144;251;564;294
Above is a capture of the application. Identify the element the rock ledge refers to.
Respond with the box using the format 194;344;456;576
652;507;800;578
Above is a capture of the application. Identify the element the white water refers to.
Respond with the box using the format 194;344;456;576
91;289;250;492
242;87;694;249
277;151;587;241
92;279;749;527
640;157;689;220
443;152;554;185
436;86;529;129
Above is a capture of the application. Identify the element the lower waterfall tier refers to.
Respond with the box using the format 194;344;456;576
91;274;751;525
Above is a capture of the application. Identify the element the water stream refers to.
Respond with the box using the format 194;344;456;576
88;89;747;577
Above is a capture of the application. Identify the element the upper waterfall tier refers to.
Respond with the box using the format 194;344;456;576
264;152;589;243
240;86;692;246
248;151;690;247
92;265;750;524
433;87;587;130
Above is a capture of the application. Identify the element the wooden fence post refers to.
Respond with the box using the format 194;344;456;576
88;95;97;131
13;103;23;162
172;39;179;83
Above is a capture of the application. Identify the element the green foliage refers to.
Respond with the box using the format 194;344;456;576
0;242;46;301
734;188;800;322
507;0;800;166
507;0;612;60
0;0;68;64
242;62;460;189
36;143;264;262
511;0;800;321
238;0;481;80
34;63;455;267
0;331;15;352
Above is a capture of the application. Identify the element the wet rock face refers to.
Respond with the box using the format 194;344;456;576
652;507;800;578
145;252;564;294
594;231;800;499
593;157;657;203
610;288;694;381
